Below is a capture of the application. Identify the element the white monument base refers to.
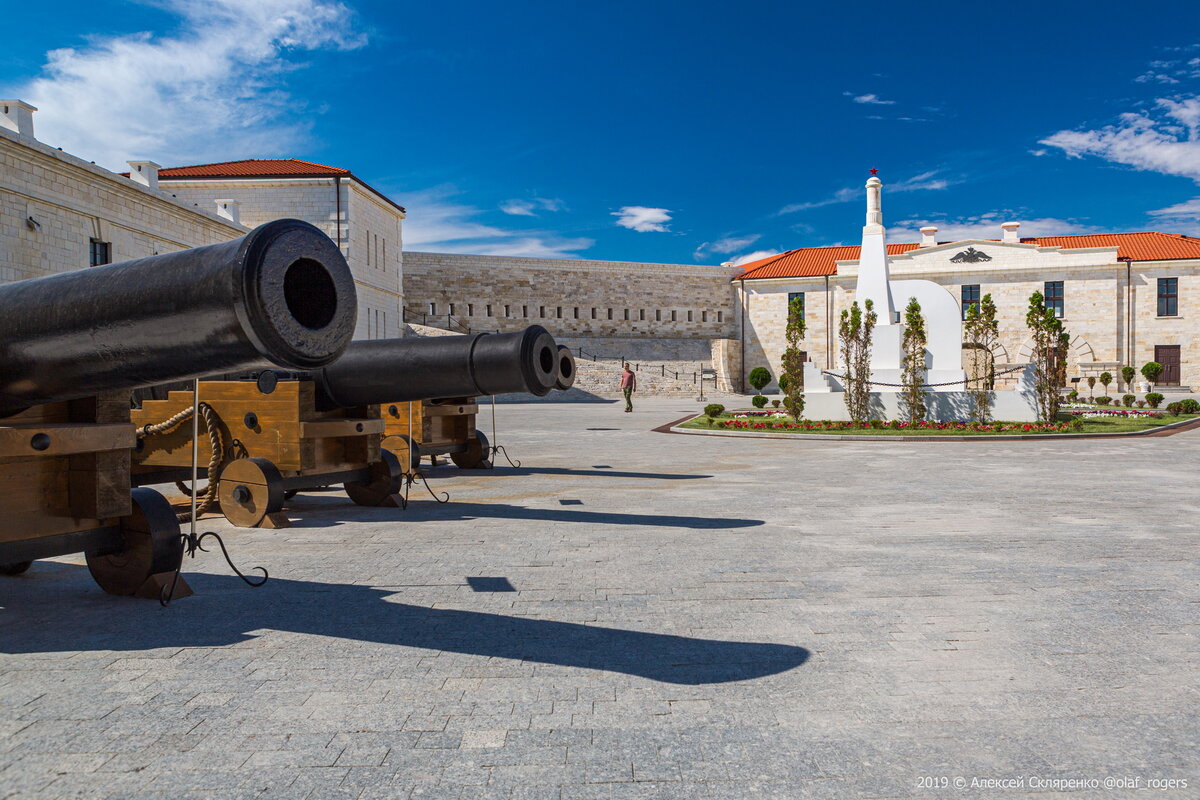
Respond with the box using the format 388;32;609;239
799;389;1040;422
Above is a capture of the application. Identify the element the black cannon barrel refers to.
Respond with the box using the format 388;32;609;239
0;219;357;416
311;327;560;410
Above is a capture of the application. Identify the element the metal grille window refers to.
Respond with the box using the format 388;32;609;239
787;292;805;321
961;284;980;320
1158;278;1178;316
89;239;111;267
1044;281;1064;318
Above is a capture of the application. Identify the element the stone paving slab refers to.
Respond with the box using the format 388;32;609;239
1;397;1197;798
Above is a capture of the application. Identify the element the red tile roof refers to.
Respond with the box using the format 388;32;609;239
156;158;350;178
154;158;404;213
736;231;1200;281
736;243;921;280
1019;231;1200;262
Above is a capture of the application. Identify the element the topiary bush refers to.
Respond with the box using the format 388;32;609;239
1145;392;1164;409
748;367;772;394
1136;400;1146;408
1121;365;1136;391
771;399;781;408
752;395;768;408
1167;401;1183;416
703;403;725;426
1178;398;1200;414
1122;394;1135;407
1067;390;1079;402
1141;362;1164;386
1095;396;1112;406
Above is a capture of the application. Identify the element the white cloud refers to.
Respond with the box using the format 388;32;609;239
778;171;954;214
1148;196;1200;235
402;187;593;258
729;250;778;267
845;92;896;105
1041;97;1200;181
888;213;1108;242
612;206;672;233
499;197;565;216
6;0;364;170
693;234;761;259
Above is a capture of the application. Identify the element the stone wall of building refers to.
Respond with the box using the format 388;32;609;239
403;251;741;339
1;128;243;285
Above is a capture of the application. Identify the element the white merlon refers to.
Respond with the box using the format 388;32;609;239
127;160;161;191
0;100;37;139
920;226;938;247
1001;221;1021;243
215;199;241;225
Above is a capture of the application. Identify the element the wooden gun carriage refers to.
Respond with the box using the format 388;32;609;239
0;220;357;594
131;329;570;528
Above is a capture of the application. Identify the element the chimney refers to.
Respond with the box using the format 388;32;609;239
215;199;241;225
919;226;938;247
127;160;161;191
0;100;37;139
1001;221;1020;243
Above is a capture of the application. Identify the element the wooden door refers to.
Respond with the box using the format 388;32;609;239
1154;345;1181;385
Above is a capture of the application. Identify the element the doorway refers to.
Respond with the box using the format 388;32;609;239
1154;345;1181;385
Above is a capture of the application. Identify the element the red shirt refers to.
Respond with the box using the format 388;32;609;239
619;370;636;389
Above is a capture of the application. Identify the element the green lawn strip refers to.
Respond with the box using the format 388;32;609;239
680;412;1197;436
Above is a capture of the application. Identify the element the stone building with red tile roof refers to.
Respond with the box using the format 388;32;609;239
734;227;1200;392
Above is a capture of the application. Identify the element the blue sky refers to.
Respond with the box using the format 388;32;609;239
4;0;1200;264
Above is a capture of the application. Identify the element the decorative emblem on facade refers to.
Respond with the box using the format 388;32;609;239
950;247;992;263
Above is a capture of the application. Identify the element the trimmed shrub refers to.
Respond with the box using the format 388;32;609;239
1145;392;1164;409
703;403;725;426
771;399;781;408
1095;396;1112;406
748;367;772;393
1167;401;1183;416
1121;365;1136;391
1141;362;1164;385
1178;398;1200;414
1136;400;1146;408
752;395;768;408
1067;390;1079;401
1122;394;1135;407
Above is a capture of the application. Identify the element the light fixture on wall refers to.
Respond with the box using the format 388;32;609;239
25;216;40;231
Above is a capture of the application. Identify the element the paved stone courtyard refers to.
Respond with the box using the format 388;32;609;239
1;397;1197;799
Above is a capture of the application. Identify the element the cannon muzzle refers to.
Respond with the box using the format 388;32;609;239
310;326;560;410
0;219;357;416
555;345;576;391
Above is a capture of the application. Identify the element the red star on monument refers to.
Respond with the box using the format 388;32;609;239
869;167;879;175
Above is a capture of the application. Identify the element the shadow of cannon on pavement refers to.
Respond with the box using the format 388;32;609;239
0;566;809;685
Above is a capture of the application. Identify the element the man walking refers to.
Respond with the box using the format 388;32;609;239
620;363;636;412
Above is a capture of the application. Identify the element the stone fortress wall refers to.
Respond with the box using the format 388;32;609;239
403;251;745;397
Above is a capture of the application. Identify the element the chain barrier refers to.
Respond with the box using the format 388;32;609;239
821;363;1028;389
488;395;522;468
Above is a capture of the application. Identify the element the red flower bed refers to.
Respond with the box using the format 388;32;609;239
715;418;1074;434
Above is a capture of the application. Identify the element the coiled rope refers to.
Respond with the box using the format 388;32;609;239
138;402;226;523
